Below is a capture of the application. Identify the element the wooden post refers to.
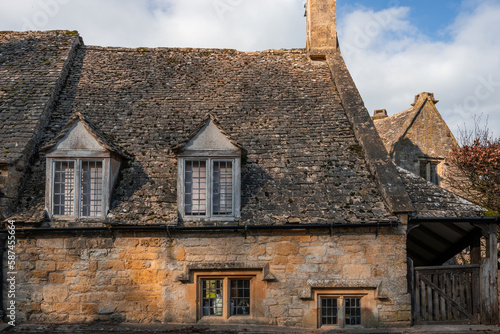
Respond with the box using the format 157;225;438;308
470;229;482;265
480;223;499;325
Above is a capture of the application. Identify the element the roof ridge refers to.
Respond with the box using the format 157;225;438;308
328;50;414;214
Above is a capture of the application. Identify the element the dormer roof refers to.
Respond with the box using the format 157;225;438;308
41;112;123;157
175;116;242;156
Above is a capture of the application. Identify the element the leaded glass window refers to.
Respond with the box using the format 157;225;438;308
230;279;250;316
202;279;223;316
320;297;338;326
53;161;75;216
345;297;362;326
52;159;103;218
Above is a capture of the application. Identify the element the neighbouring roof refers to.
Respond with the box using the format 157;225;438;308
0;30;80;164
373;107;417;154
397;166;485;218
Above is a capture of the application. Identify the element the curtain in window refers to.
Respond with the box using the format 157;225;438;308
81;160;103;217
53;161;75;215
185;160;207;215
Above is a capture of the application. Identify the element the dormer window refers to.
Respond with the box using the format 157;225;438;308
177;119;241;222
52;159;103;217
42;114;122;220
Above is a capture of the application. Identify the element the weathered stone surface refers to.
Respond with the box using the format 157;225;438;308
10;231;411;327
3;32;402;227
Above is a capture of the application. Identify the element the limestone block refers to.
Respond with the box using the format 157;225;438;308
298;246;326;256
298;264;319;273
275;242;299;256
36;261;56;272
43;286;68;303
48;272;65;284
343;264;371;280
99;260;125;271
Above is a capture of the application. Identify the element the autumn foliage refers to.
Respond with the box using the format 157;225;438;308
447;119;500;213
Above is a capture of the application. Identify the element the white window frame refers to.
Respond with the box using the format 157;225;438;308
178;156;241;222
46;155;111;220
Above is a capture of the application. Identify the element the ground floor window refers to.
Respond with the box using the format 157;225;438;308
319;295;364;328
199;276;252;319
202;279;223;316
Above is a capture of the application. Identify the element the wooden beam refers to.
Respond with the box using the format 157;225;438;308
418;225;454;248
442;222;470;238
431;235;473;266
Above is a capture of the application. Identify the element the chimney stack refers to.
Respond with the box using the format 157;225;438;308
306;0;337;54
411;92;439;106
372;109;388;120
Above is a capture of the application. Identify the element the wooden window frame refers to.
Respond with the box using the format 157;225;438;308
197;275;254;320
316;289;376;329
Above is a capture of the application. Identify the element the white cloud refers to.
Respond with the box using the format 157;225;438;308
1;0;498;138
0;0;306;50
338;1;500;138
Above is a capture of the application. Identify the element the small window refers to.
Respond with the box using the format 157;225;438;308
43;116;122;221
202;279;223;316
320;297;338;326
199;277;251;319
177;118;241;222
344;297;362;326
230;279;250;316
181;158;239;221
319;295;364;328
52;159;103;218
419;158;442;185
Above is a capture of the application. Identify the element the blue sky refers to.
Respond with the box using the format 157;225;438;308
0;0;499;138
339;0;460;41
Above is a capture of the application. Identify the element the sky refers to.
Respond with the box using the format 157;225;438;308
1;0;499;139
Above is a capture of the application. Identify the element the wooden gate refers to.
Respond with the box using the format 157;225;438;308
411;264;480;324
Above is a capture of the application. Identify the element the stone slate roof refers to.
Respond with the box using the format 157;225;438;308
397;167;484;218
9;32;402;226
0;31;80;164
373;107;416;154
2;31;482;225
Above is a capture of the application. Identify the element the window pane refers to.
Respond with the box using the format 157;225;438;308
320;297;338;326
185;160;206;215
202;279;223;316
230;279;250;316
212;160;233;215
345;297;362;326
430;163;438;185
81;160;103;217
53;161;75;216
419;161;428;179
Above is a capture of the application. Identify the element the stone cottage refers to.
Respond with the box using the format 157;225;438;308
0;0;498;328
372;92;458;188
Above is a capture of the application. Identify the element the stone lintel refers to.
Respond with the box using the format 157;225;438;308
175;262;276;283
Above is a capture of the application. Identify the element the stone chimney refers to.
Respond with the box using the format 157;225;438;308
411;92;439;106
372;109;388;120
306;0;337;54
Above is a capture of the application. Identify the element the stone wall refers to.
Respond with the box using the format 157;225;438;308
8;227;410;328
